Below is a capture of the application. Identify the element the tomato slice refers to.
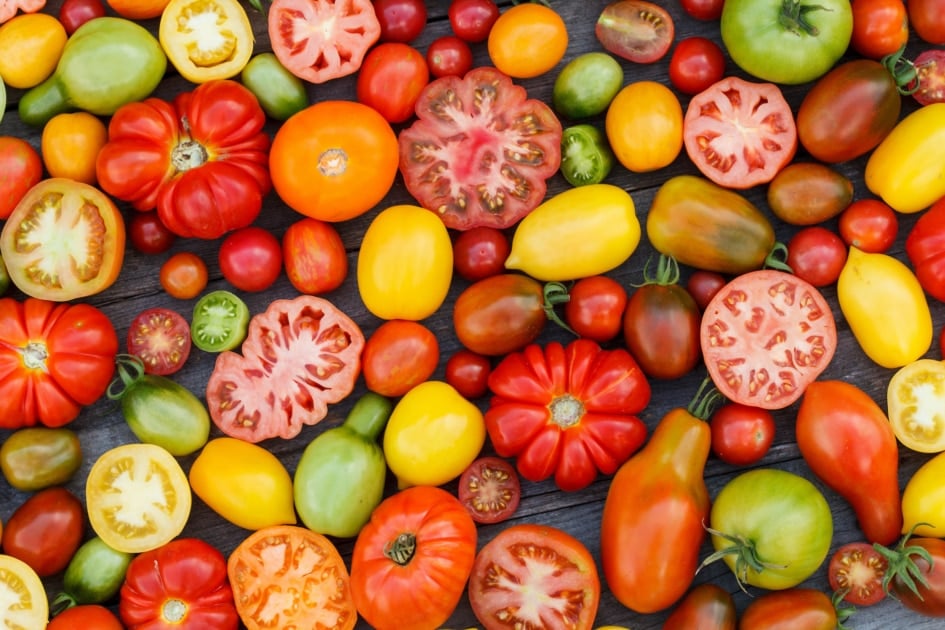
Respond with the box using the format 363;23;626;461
683;76;797;189
85;443;192;554
127;307;192;376
595;0;674;64
457;456;521;524
0;0;45;24
159;0;254;83
0;554;48;627
886;358;945;453
913;49;945;106
700;269;837;410
190;290;249;353
827;541;888;606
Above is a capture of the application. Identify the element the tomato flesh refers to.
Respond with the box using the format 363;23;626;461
457;456;521;524
127;307;192;376
828;542;888;606
595;0;674;64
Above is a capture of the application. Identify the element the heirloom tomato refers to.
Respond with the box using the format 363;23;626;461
0;426;81;490
887;359;945;454
426;35;473;78
902;449;945;536
228;526;356;630
398;66;562;230
828;542;888;606
906;196;945;302
41;111;107;184
0;555;47;629
485;338;650;492
2;486;84;577
468;523;600;630
271;100;398;222
282;217;348;295
683;76;796;189
350;486;477;630
106;0;168;19
160;252;208;300
453;226;510;282
487;2;567;79
206;295;364;441
606;81;682;173
908;0;945;44
0;297;117;429
126;307;192;376
595;0;673;64
239;52;308;121
913;49;945;106
663;583;736;630
0;12;65;89
0;0;43;24
564;275;628;343
453;274;549;356
357;204;453;321
0;136;42;220
128;211;175;255
58;0;105;34
120;538;238;630
159;0;252;83
374;0;426;42
720;0;852;84
49;605;123;630
449;0;499;43
668;36;726;95
268;0;379;84
190;289;248;352
58;536;134;608
445;349;491;399
552;51;623;120
97;79;270;239
701;270;836;409
559;124;615;187
785;226;847;288
1;178;125;301
875;534;945;617
840;198;898;253
851;0;908;58
766;162;853;226
738;588;842;630
356;42;429;124
709;402;775;466
457;456;521;524
218;226;282;293
361;319;438;397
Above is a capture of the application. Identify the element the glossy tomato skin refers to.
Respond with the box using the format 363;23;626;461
218;226;283;293
448;0;499;43
426;35;473;78
786;226;848;288
662;583;736;630
452;226;511;282
487;3;567;79
827;542;888;606
739;588;838;630
127;211;176;255
839;198;898;253
357;42;429;124
282;217;348;295
361;319;439;397
48;605;123;630
680;0;723;20
606;81;682;173
61;536;134;607
564;275;627;343
908;0;945;44
373;0;426;42
553;51;623;119
457;456;521;524
0;426;82;491
906;196;945;302
453;273;547;356
444;349;491;399
58;0;106;35
686;270;726;311
0;136;42;220
159;252;208;300
668;36;725;95
851;0;909;58
709;402;775;466
239;52;309;121
2;486;84;576
596;0;674;63
766;162;853;226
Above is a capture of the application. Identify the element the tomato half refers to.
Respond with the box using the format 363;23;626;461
913;49;945;106
887;359;945;453
457;456;521;524
828;542;888;606
596;0;674;64
127;307;192;376
190;289;248;353
0;554;47;629
159;0;253;83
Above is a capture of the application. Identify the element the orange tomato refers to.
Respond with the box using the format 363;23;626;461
41;112;108;184
159;251;208;299
487;3;568;79
270;100;399;223
106;0;170;19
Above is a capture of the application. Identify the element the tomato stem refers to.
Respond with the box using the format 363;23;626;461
882;45;920;96
873;523;936;601
106;354;146;401
543;282;578;336
635;254;681;287
778;0;829;37
383;532;417;565
763;242;793;273
687;376;724;421
699;524;789;593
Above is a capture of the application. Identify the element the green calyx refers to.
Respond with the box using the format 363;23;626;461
873;524;936;602
106;354;147;401
635;254;680;288
699;524;788;593
882;45;920;95
543;281;578;336
778;0;831;37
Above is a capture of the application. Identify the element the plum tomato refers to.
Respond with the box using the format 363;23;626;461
838;199;899;253
356;41;429;124
668;36;726;96
680;0;724;21
453;226;511;282
126;307;193;376
564;275;628;343
159;252;208;300
2;486;84;577
449;0;499;43
373;0;426;43
282;217;348;295
851;0;909;59
361;319;439;398
710;402;776;466
685;269;727;311
218;226;282;293
0;427;82;491
596;0;674;64
58;0;106;35
786;226;848;288
552;52;624;120
426;35;473;78
766;162;854;226
909;0;945;44
127;211;176;255
0;136;42;220
444;349;491;399
487;2;567;79
913;49;945;106
457;456;521;524
827;541;888;606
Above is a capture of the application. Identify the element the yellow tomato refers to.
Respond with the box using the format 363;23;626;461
901;449;945;536
188;437;297;531
383;381;486;488
487;3;568;79
357;204;453;321
159;0;254;83
504;184;640;282
0;13;67;89
41;112;108;184
887;359;945;454
0;554;48;628
837;246;932;369
606;81;682;173
865;103;945;213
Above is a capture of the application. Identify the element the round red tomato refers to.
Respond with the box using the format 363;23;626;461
838;199;898;253
668;36;726;95
701;270;837;410
680;0;724;20
851;0;909;58
452;226;511;282
361;319;439;398
596;0;674;63
282;217;348;295
48;605;123;630
2;486;84;577
686;269;727;311
457;456;521;524
564;275;628;343
828;541;888;606
126;307;192;376
468;523;600;629
444;349;492;399
786;226;848;287
127;211;176;255
448;0;499;43
373;0;426;43
907;0;945;44
218;226;282;293
0;137;42;220
159;252;208;300
913;49;945;106
426;35;474;79
357;42;429;124
710;402;776;466
58;0;105;34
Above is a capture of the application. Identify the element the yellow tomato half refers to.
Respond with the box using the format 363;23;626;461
606;81;683;173
41;112;108;184
0;554;48;628
0;13;67;89
901;449;945;536
159;0;254;83
487;3;568;79
887;359;945;454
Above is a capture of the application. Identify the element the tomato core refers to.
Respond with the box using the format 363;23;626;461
162;598;187;623
549;394;585;428
383;532;417;565
318;148;348;176
22;342;48;369
171;139;209;171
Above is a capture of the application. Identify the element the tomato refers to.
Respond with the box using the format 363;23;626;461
126;307;193;376
268;0;379;83
487;2;567;79
838;247;932;368
0;554;47;629
909;0;945;44
886;359;945;453
720;0;852;84
1;178;125;301
486;339;650;492
97;79;271;240
106;0;168;19
58;536;134;608
128;211;176;256
271;100;398;222
680;0;724;21
709;402;775;466
907;197;945;302
457;456;520;524
684;76;796;189
851;0;909;58
0;297;118;429
564;275;627;343
875;534;945;617
86;443;191;553
596;0;674;64
902;449;945;535
560;124;615;187
190;289;248;353
357;42;429;124
2;486;84;576
686;270;727;311
282;217;348;295
738;588;841;630
373;0;426;43
218;226;282;293
913;49;945;106
552;51;624;120
58;0;104;34
668;36;726;96
828;542;888;606
399;66;562;230
159;0;253;83
362;319;439;397
786;226;848;288
663;583;736;630
0;426;81;491
445;349;491;400
448;0;499;43
239;52;308;121
606;81;682;173
426;35;473;78
49;605;123;630
160;252;208;300
766;162;854;226
701;270;837;409
357;204;453;320
228;525;357;630
0;136;42;220
452;226;510;282
453;273;548;356
190;437;296;530
839;198;898;253
705;468;833;590
0;12;66;89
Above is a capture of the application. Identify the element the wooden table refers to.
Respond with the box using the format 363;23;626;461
2;1;944;628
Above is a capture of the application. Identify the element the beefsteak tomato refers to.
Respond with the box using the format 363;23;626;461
906;196;945;303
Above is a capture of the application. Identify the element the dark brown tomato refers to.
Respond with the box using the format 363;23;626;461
623;282;701;380
564;275;628;343
662;582;736;630
453;273;547;356
739;588;838;630
766;162;854;226
2;486;85;577
457;456;521;524
686;270;727;311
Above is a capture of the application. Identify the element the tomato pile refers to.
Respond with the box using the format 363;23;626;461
3;0;945;628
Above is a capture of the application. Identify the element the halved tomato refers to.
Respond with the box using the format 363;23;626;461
457;456;521;524
596;0;674;64
0;554;47;628
913;49;945;106
126;307;192;376
0;0;44;24
827;541;888;606
887;359;945;453
159;0;254;83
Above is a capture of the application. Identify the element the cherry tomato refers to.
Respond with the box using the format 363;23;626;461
457;456;521;524
160;251;209;300
668;36;726;95
838;199;899;253
282;217;348;295
686;270;727;311
373;0;426;43
710;402;776;466
680;0;724;21
909;0;945;44
127;211;176;255
426;35;473;78
0;136;42;220
58;0;106;35
563;275;628;343
786;226;848;287
452;226;511;282
445;348;492;399
487;2;568;79
448;0;500;43
357;41;429;124
828;541;888;606
596;0;674;64
851;0;909;58
361;319;439;398
47;605;123;630
126;307;192;376
218;226;282;293
2;486;84;577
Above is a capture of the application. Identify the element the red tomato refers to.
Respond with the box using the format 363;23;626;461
58;0;105;34
268;0;380;83
448;0;499;43
361;319;439;398
426;35;473;78
880;536;945;616
838;198;899;253
851;0;909;59
564;275;628;343
908;0;945;44
453;273;548;356
457;456;521;524
452;226;511;282
906;196;945;302
739;588;839;630
468;523;601;629
685;269;727;311
700;270;837;410
913;49;945;106
48;605;123;630
1;486;84;577
596;0;674;64
398;67;562;230
786;226;848;287
827;542;888;606
373;0;426;43
679;0;724;20
159;252;208;300
0;136;42;220
709;402;775;466
127;211;176;255
668;36;726;95
663;583;736;630
685;76;797;189
282;217;348;295
357;42;429;124
218;226;282;293
444;348;491;399
126;307;193;376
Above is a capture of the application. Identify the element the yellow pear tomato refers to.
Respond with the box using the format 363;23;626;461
0;12;67;89
901;449;945;536
606;81;683;173
887;359;945;454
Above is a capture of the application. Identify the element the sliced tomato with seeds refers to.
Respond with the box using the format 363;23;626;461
127;307;192;376
595;0;674;64
458;456;521;524
828;541;888;606
913;49;945;106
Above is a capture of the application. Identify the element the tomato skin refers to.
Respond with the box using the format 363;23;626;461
606;81;682;173
361;319;439;398
487;3;567;79
680;0;723;20
128;211;176;255
240;52;309;121
159;252;208;300
553;51;624;120
662;583;736;630
738;588;838;630
445;349;491;399
906;196;945;302
827;542;888;606
0;136;42;220
453;273;547;356
0;426;82;491
448;0;499;43
452;226;511;282
565;275;628;343
218;226;283;293
839;198;898;253
851;0;909;58
909;0;945;44
457;456;520;524
2;486;84;577
48;605;123;630
785;226;848;288
58;0;106;35
44;110;107;184
686;270;726;311
0;13;67;90
596;0;674;64
903;450;945;536
373;0;426;43
282;217;348;295
709;402;775;466
357;42;429;123
426;35;473;78
766;162;854;226
668;36;726;96
60;536;134;607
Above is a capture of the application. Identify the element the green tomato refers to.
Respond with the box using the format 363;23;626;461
54;536;133;608
0;427;82;491
560;124;615;187
706;468;833;590
191;289;250;353
720;0;852;85
552;51;623;119
240;52;309;121
294;392;393;538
